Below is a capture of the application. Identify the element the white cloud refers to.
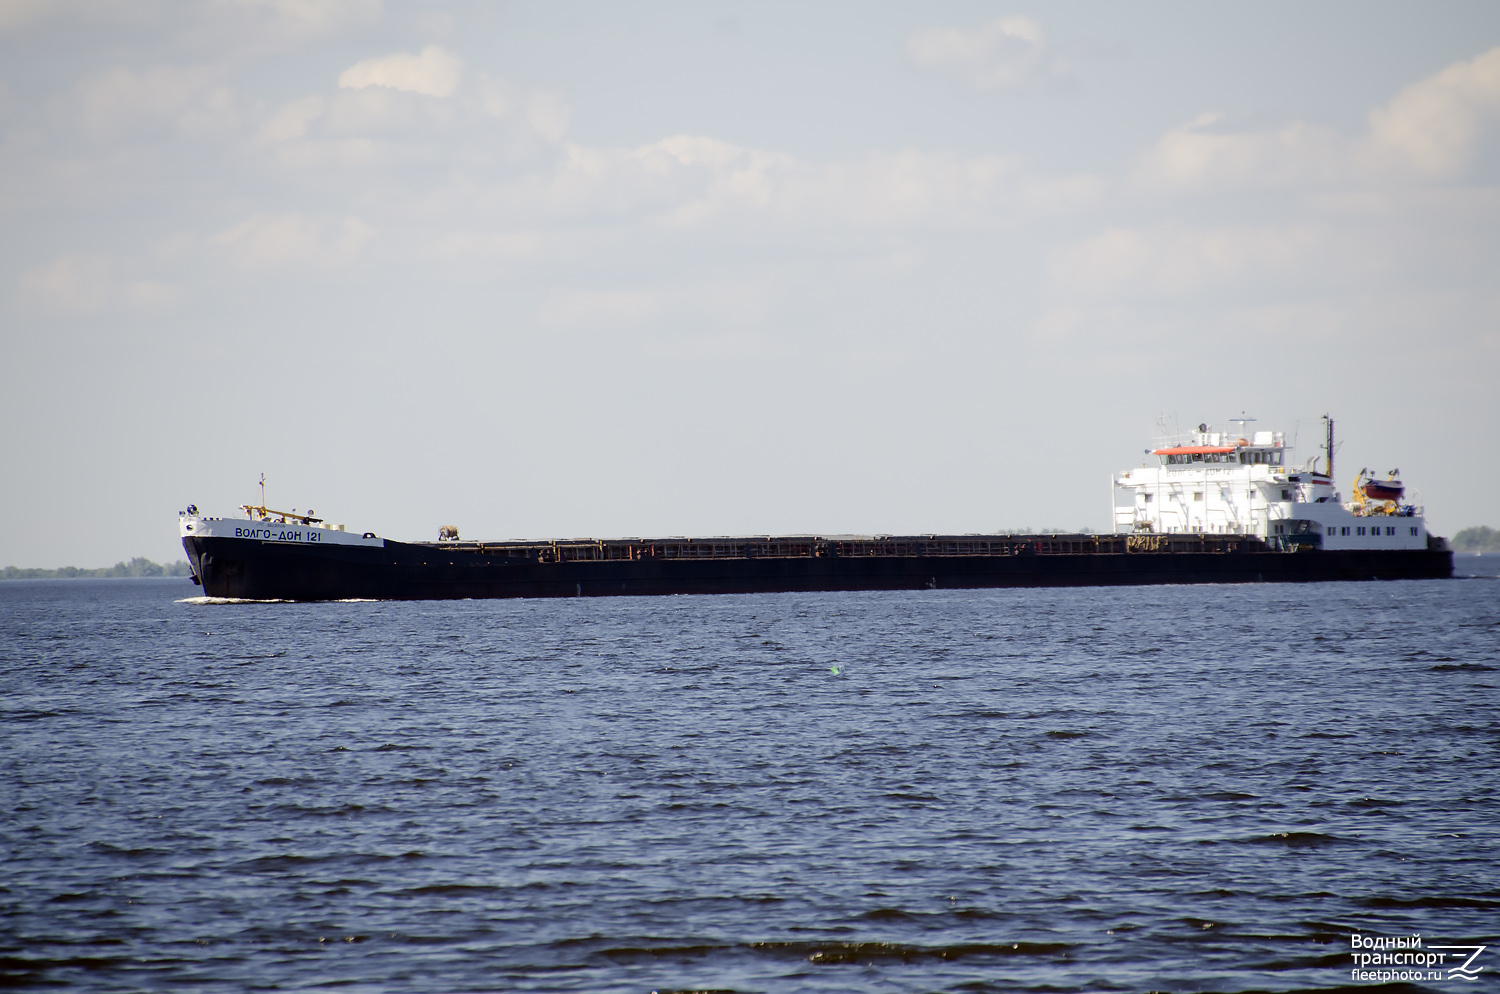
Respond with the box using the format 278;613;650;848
70;64;228;141
1130;112;1351;194
1039;199;1498;337
176;82;247;140
627;136;789;225
256;95;324;143
907;16;1064;90
471;74;571;144
522;90;570;143
1047;224;1326;301
1133;46;1500;193
17;253;181;314
782;149;1102;227
517;137;1099;233
473;75;516;118
210;213;375;271
338;44;462;98
322;85;458;134
1368;45;1500;176
479;138;788;226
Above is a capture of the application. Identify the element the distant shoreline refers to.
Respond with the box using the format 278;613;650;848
2;558;193;580
1452;526;1500;554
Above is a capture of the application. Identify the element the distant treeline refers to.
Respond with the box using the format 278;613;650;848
1452;526;1500;553
1;558;193;580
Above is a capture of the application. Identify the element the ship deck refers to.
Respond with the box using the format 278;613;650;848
411;532;1274;563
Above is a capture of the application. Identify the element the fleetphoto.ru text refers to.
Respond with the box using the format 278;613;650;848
1349;933;1488;984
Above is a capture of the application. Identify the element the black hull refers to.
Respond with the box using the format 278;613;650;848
183;535;1454;601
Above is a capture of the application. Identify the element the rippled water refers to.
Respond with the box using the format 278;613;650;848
3;559;1499;993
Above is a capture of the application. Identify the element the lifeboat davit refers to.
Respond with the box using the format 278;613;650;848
1357;469;1404;503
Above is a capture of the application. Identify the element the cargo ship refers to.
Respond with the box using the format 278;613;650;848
180;417;1451;600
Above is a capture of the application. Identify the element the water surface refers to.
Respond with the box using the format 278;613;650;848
3;560;1498;992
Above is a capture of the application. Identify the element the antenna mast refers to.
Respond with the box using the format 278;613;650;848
1323;415;1334;479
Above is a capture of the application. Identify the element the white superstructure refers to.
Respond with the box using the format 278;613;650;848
1112;417;1428;551
178;504;385;548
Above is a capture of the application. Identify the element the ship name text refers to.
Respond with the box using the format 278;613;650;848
235;526;323;543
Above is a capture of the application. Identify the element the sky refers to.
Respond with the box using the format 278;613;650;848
2;1;1498;567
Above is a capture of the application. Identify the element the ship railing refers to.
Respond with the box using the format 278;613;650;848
1149;429;1286;451
424;534;1275;560
431;537;1087;559
1345;502;1423;518
1150;430;1200;450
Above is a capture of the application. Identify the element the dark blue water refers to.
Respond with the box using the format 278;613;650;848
4;560;1499;993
